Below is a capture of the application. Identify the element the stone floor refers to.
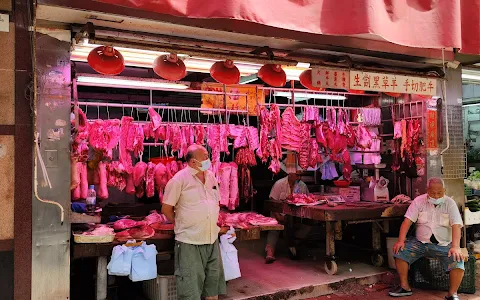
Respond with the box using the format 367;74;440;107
223;239;388;299
223;239;480;300
310;283;480;300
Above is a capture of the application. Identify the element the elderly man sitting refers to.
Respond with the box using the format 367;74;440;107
389;177;465;300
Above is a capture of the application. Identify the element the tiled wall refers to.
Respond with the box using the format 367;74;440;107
0;3;15;300
0;22;15;241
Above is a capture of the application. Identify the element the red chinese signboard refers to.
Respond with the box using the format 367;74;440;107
312;67;350;90
350;71;437;96
426;109;438;149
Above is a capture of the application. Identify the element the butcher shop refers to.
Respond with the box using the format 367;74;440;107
11;1;475;300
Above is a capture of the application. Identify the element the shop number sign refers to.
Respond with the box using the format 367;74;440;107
312;67;350;90
349;71;437;96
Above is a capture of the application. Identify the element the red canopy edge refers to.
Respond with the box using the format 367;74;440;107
97;0;480;55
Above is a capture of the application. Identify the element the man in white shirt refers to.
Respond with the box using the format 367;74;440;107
265;171;310;263
162;145;226;300
389;177;465;300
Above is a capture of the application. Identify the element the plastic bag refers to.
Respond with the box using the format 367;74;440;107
107;242;134;276
219;227;241;281
129;241;158;282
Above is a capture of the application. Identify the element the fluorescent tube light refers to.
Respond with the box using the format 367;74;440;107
296;62;310;68
462;102;480;108
240;75;258;84
462;74;480;82
71;41;308;81
76;75;190;90
274;92;346;100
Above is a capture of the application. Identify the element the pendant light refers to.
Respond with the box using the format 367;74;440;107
258;64;286;87
299;69;324;91
153;53;187;81
417;94;432;99
87;45;125;75
348;89;365;94
384;92;402;98
210;59;240;84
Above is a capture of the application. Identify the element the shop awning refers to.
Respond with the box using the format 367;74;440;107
98;0;480;55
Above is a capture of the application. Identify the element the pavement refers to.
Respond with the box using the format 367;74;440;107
309;283;480;300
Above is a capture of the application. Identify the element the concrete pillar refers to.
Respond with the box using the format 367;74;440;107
427;67;465;206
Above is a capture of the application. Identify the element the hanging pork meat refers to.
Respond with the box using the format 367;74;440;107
145;162;156;198
235;147;256;204
256;106;271;162
148;107;162;130
154;163;167;203
133;161;148;198
107;161;127;191
356;124;372;149
315;122;328;150
119;116;144;174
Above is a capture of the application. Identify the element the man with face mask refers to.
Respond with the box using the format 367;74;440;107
389;177;465;300
265;170;310;263
162;145;226;300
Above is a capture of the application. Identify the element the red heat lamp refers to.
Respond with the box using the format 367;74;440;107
348;89;365;94
210;59;240;84
153;53;187;81
384;92;402;98
87;45;125;75
417;94;432;99
258;64;286;87
299;69;324;91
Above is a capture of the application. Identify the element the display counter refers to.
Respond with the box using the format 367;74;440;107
264;200;409;275
72;224;283;299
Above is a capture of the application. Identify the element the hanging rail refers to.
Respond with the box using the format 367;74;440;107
259;86;381;97
74;101;249;114
259;102;361;111
75;74;248;97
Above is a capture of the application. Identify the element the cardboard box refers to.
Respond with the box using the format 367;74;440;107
326;186;361;202
339;186;361;202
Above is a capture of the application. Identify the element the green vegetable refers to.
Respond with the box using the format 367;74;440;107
468;171;480;181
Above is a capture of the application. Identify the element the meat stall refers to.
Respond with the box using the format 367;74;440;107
65;31;438;298
255;86;430;275
69;74;285;299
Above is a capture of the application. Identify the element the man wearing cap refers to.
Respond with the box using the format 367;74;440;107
265;170;310;263
389;177;465;300
162;145;226;300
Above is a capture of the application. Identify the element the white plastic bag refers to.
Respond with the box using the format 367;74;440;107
129;241;158;282
219;227;241;281
107;243;134;276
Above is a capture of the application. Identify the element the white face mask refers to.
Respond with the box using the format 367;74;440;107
428;196;445;205
198;159;211;171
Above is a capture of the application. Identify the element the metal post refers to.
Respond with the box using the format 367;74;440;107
372;222;381;251
96;256;108;300
326;221;336;257
334;221;343;240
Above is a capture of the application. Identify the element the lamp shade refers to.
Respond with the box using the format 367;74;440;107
210;59;240;84
153;53;187;81
348;89;365;94
417;94;432;99
258;64;286;87
87;46;125;75
384;92;402;98
299;69;324;91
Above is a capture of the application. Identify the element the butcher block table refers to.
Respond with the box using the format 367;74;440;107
264;200;409;275
72;225;283;300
